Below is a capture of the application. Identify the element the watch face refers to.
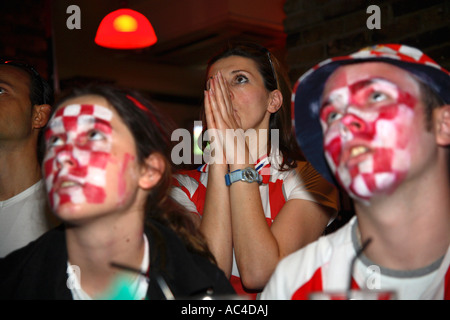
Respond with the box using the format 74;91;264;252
243;169;256;182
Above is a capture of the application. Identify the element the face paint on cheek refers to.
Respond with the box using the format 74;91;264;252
83;183;107;203
324;135;341;172
117;153;136;204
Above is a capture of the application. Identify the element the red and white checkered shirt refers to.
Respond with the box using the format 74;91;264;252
170;152;339;297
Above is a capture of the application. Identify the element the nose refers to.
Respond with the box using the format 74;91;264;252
55;145;77;169
340;113;367;135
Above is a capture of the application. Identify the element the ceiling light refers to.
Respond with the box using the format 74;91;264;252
95;8;157;49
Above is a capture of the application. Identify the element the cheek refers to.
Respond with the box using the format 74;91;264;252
117;153;137;200
323;126;342;170
373;106;415;153
236;89;266;112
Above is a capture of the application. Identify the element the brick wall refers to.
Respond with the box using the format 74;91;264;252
283;0;450;84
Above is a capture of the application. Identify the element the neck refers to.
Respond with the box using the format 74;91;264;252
249;126;270;162
355;163;450;271
66;212;146;298
0;139;41;200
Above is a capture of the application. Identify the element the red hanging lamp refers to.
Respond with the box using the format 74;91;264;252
95;8;157;49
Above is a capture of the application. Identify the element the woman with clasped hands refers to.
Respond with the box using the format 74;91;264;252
171;42;339;298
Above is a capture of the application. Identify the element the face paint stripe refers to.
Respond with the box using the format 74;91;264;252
87;167;107;186
374;173;396;190
83;183;106;203
80;104;95;116
352;174;372;198
88;151;110;169
63;104;81;116
63;116;78;132
93;105;113;121
373;148;394;172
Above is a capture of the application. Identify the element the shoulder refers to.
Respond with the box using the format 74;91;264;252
173;168;206;185
286;160;339;210
172;169;207;195
0;226;69;299
261;220;354;299
1;225;65;266
145;220;234;298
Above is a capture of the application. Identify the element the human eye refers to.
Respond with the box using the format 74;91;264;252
0;87;6;95
46;135;64;147
320;104;342;125
369;91;388;103
233;73;249;85
87;129;106;141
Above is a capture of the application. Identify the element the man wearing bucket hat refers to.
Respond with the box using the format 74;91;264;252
261;44;450;299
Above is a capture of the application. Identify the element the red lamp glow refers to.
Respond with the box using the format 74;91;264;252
95;8;157;49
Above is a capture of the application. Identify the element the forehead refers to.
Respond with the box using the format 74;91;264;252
54;95;115;119
323;62;420;97
208;55;259;77
0;65;31;90
50;95;117;133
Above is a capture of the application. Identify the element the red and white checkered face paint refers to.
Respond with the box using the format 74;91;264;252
43;104;114;210
320;76;417;202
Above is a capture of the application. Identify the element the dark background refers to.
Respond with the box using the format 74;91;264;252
1;0;449;230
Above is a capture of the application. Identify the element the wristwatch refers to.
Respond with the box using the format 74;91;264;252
225;167;262;186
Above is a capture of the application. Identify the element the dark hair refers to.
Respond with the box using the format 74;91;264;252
416;78;446;131
0;59;53;106
203;42;305;169
45;84;216;264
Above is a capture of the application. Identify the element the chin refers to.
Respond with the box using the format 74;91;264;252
53;202;94;224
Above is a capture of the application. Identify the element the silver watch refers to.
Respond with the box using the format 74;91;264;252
225;167;262;186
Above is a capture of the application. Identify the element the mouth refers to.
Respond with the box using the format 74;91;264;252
60;180;81;188
55;177;84;190
341;144;372;167
349;145;370;158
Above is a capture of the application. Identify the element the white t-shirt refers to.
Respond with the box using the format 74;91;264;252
0;180;57;257
261;216;450;300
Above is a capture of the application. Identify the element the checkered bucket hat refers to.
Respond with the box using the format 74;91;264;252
292;44;450;185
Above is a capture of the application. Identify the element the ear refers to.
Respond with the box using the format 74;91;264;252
138;153;166;190
32;104;52;129
267;90;283;114
435;105;450;146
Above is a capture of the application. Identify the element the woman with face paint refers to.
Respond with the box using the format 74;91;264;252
0;84;234;299
261;44;450;300
171;42;339;298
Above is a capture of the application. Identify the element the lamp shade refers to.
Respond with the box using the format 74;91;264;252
95;8;157;49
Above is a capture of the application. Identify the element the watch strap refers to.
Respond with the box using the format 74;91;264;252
225;167;262;186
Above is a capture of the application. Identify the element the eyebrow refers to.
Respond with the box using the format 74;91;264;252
0;79;15;89
80;116;113;129
230;69;252;76
321;77;397;108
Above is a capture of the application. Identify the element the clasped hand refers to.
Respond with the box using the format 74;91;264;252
204;71;253;166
